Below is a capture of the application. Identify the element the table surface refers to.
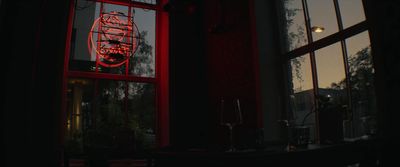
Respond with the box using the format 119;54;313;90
151;139;379;167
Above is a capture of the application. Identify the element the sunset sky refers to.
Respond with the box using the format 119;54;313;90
288;0;369;91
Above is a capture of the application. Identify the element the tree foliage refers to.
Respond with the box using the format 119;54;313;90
282;0;307;87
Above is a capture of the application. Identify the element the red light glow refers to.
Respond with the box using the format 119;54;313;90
88;11;140;67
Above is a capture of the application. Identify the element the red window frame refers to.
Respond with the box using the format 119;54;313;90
61;0;169;149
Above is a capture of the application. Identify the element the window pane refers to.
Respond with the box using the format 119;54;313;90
129;8;156;77
338;0;366;29
290;55;314;93
315;43;345;89
65;78;94;155
315;42;348;143
127;82;156;151
345;31;377;138
95;79;126;130
288;54;316;145
69;1;134;74
282;0;308;51
69;0;98;72
64;79;157;156
307;0;338;41
97;3;130;74
88;79;142;156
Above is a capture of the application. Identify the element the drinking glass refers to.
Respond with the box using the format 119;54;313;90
220;98;243;152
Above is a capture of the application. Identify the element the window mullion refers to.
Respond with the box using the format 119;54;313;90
286;21;368;59
126;5;132;76
334;0;344;31
334;0;355;135
302;0;321;143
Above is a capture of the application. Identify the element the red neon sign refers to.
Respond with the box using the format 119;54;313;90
88;11;140;67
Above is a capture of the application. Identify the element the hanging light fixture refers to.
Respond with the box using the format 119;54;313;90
311;26;325;33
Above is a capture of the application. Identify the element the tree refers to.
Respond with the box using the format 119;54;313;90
94;30;156;152
347;46;376;117
65;30;155;156
130;31;154;77
281;0;307;90
329;46;375;108
328;46;376;136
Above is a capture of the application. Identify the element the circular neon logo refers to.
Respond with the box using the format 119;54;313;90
88;11;140;67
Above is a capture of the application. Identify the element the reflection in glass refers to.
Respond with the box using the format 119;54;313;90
282;0;308;51
307;0;338;41
338;0;366;29
95;79;126;131
69;0;98;72
129;8;156;77
65;78;94;155
345;31;376;138
127;82;156;151
66;78;95;133
288;54;316;144
64;79;157;155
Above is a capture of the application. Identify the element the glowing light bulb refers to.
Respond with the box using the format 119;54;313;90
311;26;325;33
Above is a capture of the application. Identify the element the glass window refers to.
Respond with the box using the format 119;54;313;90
69;0;98;72
127;82;156;151
345;31;377;137
277;0;375;144
65;78;157;155
66;78;94;135
338;0;366;29
315;43;346;89
314;42;348;143
290;54;313;93
282;0;308;51
95;79;126;130
69;1;153;75
64;0;166;158
307;0;338;41
129;8;156;77
65;78;94;155
98;3;130;74
288;54;316;144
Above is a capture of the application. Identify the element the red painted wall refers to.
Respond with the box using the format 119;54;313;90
205;0;261;148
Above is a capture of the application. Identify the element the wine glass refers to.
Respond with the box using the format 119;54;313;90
220;98;243;152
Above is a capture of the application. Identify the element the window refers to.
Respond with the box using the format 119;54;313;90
63;0;169;157
279;0;376;144
307;0;338;41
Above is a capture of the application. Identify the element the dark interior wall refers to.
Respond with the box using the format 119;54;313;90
168;0;209;149
204;0;260;148
3;0;70;166
253;0;288;143
3;1;41;166
363;0;400;166
169;0;262;149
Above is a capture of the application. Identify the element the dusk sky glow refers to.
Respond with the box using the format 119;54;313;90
288;0;369;91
